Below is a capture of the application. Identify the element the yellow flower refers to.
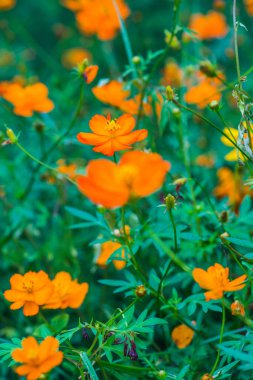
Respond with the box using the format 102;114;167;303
221;124;253;161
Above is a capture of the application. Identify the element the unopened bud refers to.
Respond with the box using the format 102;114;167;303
132;56;141;65
166;85;175;101
199;61;216;77
135;285;146;298
6;128;17;144
201;375;213;380
164;30;180;49
209;100;219;111
172;107;180;118
220;231;230;242
33;120;45;133
231;300;245;316
164;194;176;210
156;370;167;379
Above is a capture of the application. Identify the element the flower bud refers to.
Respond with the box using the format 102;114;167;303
220;231;230;242
135;285;146;298
132;56;141;65
156;370;167;379
33;120;45;133
231;300;245;316
219;210;228;223
6;128;17;144
209;100;219;111
201;375;213;380
166;85;175;101
199;60;216;77
164;194;176;210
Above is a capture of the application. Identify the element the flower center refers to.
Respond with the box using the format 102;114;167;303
215;268;229;288
106;119;121;132
23;280;34;294
119;165;138;188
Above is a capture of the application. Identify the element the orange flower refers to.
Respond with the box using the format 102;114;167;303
231;300;245;316
171;324;194;349
4;271;53;316
56;159;77;180
0;0;15;10
63;0;130;40
161;61;182;87
62;47;91;69
97;241;126;270
245;0;253;16
77;150;170;208
83;65;99;84
3;83;54;117
92;80;151;115
192;263;247;301
92;80;130;108
77;114;148;156
195;154;215;168
44;272;89;309
12;336;63;380
214;167;252;208
189;11;228;40
184;79;221;108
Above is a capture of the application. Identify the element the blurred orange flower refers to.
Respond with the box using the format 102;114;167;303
56;159;78;180
231;300;245;316
189;11;228;40
0;0;15;10
92;80;151;115
214;167;252;208
44;272;89;309
63;0;130;40
97;241;126;270
184;79;221;108
195;154;215;168
245;0;253;15
4;271;53;316
192;263;247;301
171;324;194;349
77;150;170;208
3;83;54;117
161;61;182;87
77;114;148;156
62;47;91;69
83;65;99;84
12;336;63;380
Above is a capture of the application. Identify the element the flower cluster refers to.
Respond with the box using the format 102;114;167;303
4;271;89;316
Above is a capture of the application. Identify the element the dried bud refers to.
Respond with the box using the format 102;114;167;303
231;300;245;316
135;285;146;298
219;210;228;223
166;85;175;101
33;120;45;133
164;194;176;210
199;60;216;77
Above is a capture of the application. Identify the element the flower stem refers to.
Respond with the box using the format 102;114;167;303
233;0;241;89
210;298;226;376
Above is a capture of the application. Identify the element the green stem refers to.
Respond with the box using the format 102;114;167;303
111;0;136;79
172;99;253;164
15;142;76;185
19;82;84;200
233;0;241;89
210;298;226;376
169;209;177;253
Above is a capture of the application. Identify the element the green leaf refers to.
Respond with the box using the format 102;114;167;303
51;314;69;334
226;237;253;249
80;352;99;380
